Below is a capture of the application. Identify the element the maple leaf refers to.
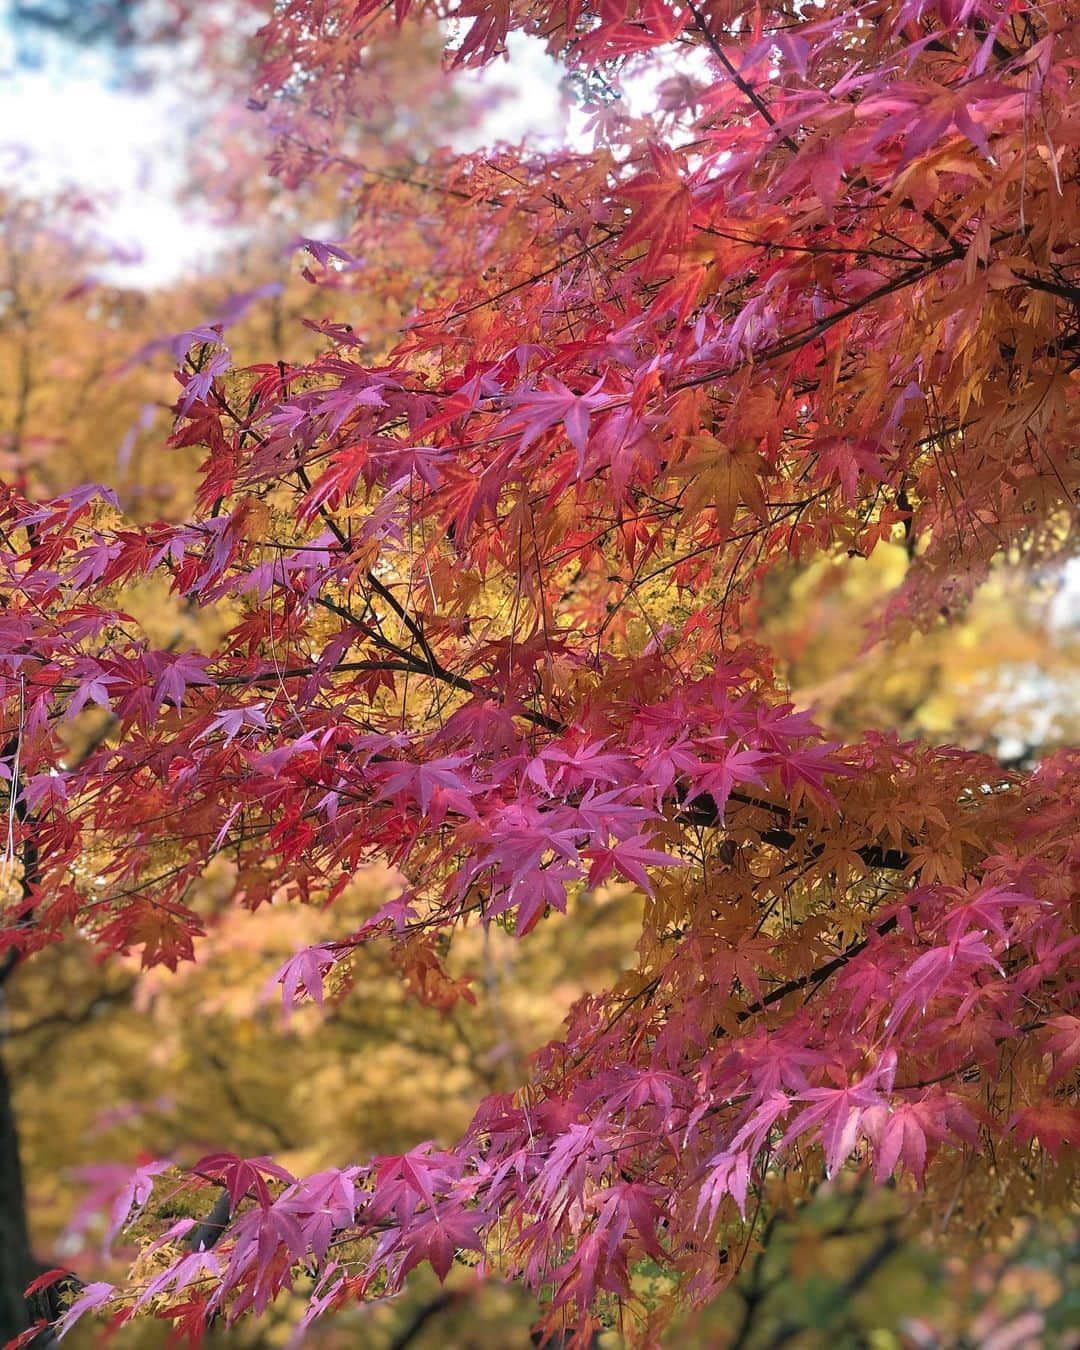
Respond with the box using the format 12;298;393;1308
175;347;232;418
934;883;1037;946
696;1149;752;1224
884;931;1003;1032
775;741;858;805
781;1056;895;1178
372;754;481;819
97;901;204;972
675;435;769;537
684;742;769;816
1043;1015;1080;1083
53;1282;115;1340
104;1160;169;1247
293;236;356;269
271;944;338;1013
369;1145;460;1223
526;738;630;793
450;0;511;65
191;1153;295;1208
864;1099;947;1185
6;1320;54;1350
810;436;888;505
1009;1103;1080;1159
23;1270;68;1300
397;1209;484;1281
195;702;269;746
151;651;214;711
585;832;687;896
619;142;693;266
602;1067;684;1120
512;859;579;936
550;1229;621;1313
500;377;613;470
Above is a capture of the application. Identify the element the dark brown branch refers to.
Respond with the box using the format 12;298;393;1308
363;569;442;675
679;251;958;390
1015;271;1080;306
390;1291;465;1350
0;735;37;987
4;988;132;1042
681;789;911;871
182;1188;232;1253
0;743;50;1344
736;914;899;1022
762;1223;900;1348
0;1048;38;1342
684;0;799;154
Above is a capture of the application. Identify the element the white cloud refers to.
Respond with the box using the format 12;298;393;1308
0;5;230;287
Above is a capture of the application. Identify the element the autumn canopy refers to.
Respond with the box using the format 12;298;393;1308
1;0;1078;1344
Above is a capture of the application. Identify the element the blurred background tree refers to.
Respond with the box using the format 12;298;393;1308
750;544;1078;771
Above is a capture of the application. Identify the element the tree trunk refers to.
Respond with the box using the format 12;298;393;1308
0;1042;36;1343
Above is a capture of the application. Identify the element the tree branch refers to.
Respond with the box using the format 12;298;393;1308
389;1291;464;1350
735;915;899;1023
182;1188;232;1254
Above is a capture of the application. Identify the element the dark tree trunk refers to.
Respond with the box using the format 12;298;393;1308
0;739;58;1344
0;1044;36;1343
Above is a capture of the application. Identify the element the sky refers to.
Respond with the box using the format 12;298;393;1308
0;3;573;287
0;0;229;285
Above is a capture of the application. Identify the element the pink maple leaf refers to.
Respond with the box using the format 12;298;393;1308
500;377;613;468
586;831;686;896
